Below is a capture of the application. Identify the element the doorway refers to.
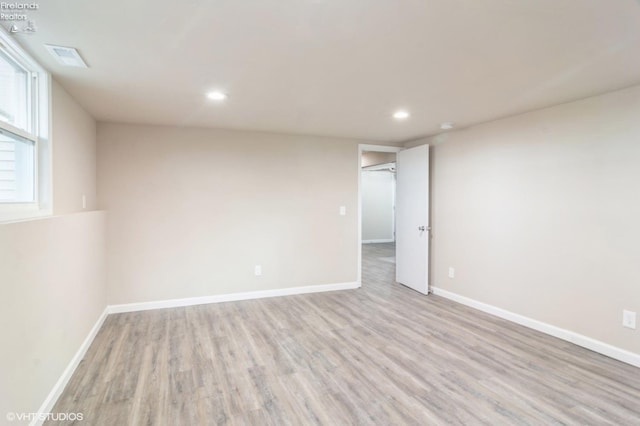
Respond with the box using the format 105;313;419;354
358;144;431;294
358;145;401;287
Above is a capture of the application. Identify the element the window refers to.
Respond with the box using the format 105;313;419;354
0;130;35;202
0;27;50;221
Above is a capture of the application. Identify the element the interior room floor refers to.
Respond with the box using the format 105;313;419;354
48;243;640;425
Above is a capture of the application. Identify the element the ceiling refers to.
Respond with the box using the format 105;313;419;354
3;0;640;142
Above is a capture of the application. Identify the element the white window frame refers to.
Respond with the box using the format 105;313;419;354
0;26;51;223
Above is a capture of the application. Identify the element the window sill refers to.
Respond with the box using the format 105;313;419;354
0;207;53;224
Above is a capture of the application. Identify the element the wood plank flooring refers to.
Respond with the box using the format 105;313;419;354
48;243;640;425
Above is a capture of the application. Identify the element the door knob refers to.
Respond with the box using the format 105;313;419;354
418;226;426;231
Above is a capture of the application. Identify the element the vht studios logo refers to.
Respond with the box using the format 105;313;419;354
6;411;84;422
1;2;39;22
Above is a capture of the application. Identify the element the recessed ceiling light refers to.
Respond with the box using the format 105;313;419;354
393;110;410;120
206;91;227;101
440;122;454;130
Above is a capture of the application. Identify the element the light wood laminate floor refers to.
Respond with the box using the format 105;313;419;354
49;243;640;425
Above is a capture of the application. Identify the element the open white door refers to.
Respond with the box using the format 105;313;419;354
396;144;430;294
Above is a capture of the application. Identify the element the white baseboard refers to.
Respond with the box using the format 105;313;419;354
31;307;110;426
431;287;640;368
107;281;360;314
362;239;394;244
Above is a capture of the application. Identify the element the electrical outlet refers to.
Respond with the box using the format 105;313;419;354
254;265;262;276
623;310;636;329
448;267;455;279
339;206;346;216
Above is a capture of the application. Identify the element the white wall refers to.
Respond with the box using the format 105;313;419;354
52;80;97;214
0;81;105;416
412;84;640;355
0;212;106;417
97;124;384;305
361;170;395;242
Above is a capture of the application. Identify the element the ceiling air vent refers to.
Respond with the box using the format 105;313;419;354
44;44;88;68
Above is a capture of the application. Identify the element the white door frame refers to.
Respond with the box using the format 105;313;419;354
357;144;403;286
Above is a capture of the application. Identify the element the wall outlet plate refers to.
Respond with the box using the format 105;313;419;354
254;265;262;276
623;310;636;329
448;267;455;279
